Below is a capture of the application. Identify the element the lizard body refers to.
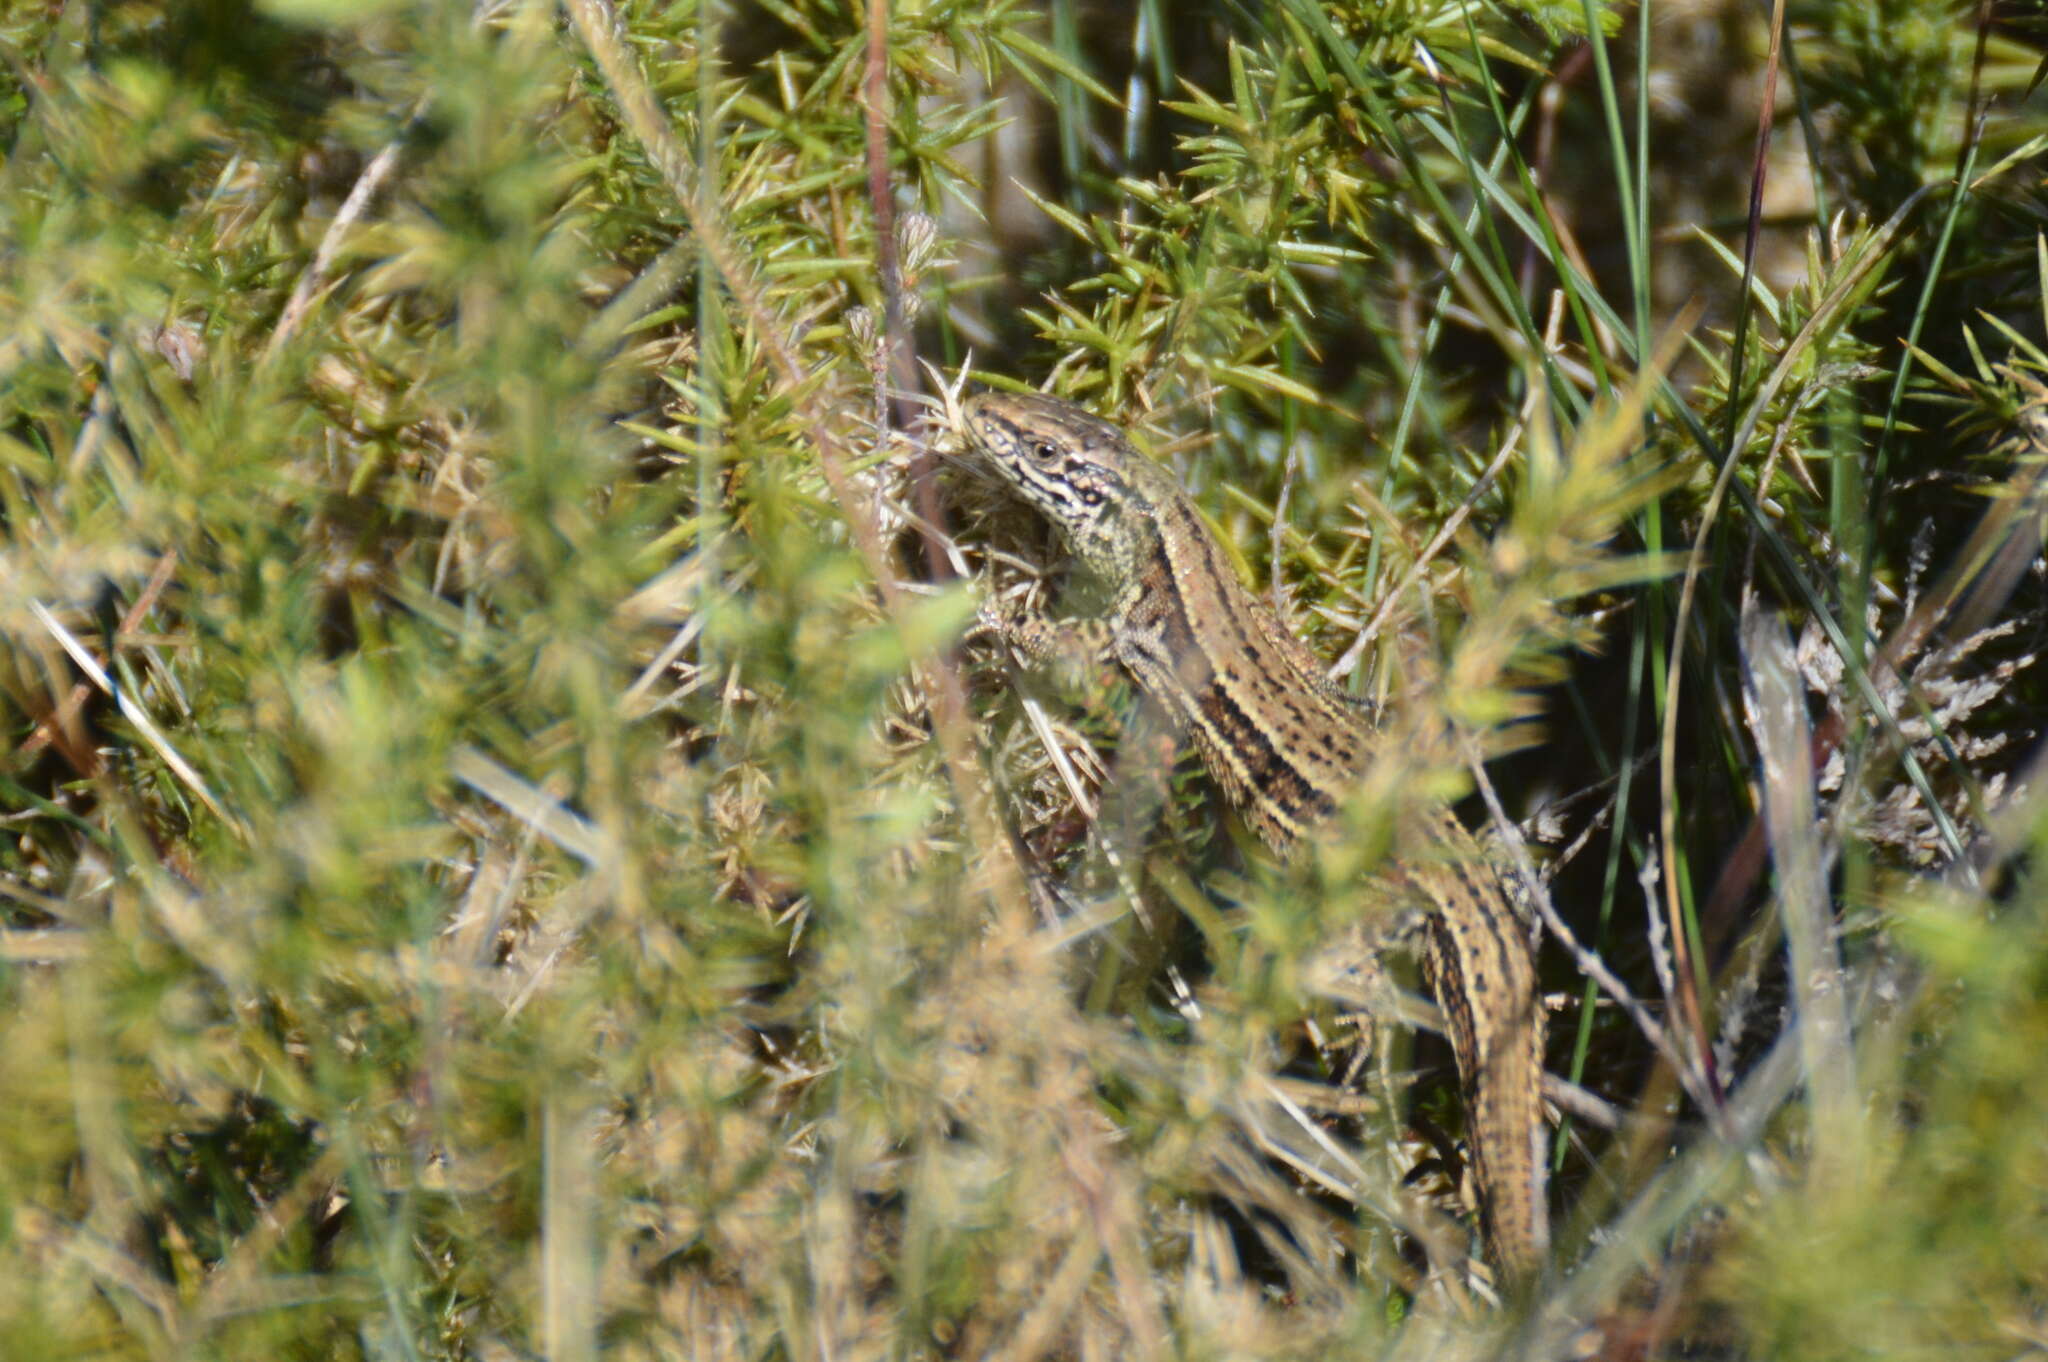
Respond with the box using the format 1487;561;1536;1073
961;391;1550;1283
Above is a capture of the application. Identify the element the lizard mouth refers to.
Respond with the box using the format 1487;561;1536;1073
929;434;1007;490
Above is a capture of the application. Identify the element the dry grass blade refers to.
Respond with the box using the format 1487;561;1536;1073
1739;602;1856;1180
27;600;240;836
450;745;609;868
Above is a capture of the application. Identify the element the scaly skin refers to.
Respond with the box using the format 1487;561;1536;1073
962;390;1550;1283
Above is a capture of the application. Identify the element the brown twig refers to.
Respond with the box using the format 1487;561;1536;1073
563;0;1023;922
861;0;952;584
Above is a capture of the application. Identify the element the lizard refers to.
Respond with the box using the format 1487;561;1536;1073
958;389;1551;1285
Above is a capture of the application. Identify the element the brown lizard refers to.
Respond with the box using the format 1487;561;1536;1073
960;390;1550;1284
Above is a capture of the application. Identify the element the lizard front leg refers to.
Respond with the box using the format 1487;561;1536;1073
980;594;1117;692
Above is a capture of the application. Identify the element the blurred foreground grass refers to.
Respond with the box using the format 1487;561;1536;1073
2;1;2046;1358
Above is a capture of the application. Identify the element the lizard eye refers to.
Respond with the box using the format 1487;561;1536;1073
1030;440;1060;462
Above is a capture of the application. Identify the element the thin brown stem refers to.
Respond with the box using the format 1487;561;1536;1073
562;0;1024;923
862;0;951;582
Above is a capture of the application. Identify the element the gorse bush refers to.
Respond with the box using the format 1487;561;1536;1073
1;1;2044;1357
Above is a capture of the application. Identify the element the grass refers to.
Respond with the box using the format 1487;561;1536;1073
2;0;2046;1357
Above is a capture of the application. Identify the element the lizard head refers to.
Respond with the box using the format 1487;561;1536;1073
960;391;1159;577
